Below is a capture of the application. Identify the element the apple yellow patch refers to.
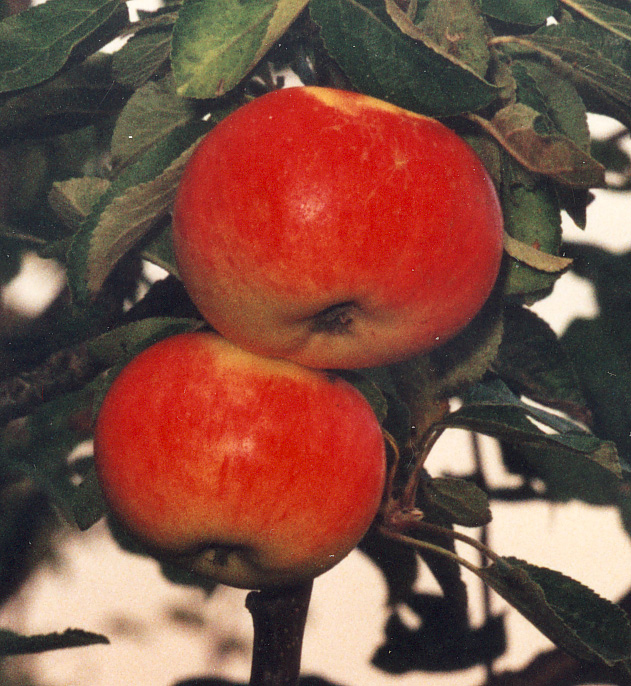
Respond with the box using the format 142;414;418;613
303;86;426;123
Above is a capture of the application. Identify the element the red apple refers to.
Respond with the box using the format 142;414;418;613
172;86;504;369
94;332;386;589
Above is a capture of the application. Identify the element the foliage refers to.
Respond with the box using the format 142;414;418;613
0;0;631;683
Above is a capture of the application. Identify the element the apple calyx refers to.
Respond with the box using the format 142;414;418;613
309;301;359;335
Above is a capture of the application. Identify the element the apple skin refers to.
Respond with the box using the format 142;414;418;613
172;86;504;369
94;332;386;589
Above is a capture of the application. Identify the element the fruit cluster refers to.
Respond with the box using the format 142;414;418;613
94;87;504;589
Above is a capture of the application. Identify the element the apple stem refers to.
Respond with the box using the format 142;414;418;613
382;428;401;504
246;580;314;686
400;426;445;508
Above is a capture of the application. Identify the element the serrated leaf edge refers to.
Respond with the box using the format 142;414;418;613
83;136;202;295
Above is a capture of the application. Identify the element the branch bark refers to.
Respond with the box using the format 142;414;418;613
0;343;101;425
246;581;314;686
0;276;201;425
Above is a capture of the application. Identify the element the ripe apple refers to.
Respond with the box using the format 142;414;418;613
172;86;504;369
94;331;386;589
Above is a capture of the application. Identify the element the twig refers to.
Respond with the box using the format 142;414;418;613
400;426;445;508
0;276;202;426
0;222;49;247
381;428;401;505
246;581;313;686
411;520;502;564
471;432;494;681
378;525;482;576
0;343;101;425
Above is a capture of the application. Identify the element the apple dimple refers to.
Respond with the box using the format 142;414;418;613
308;301;359;335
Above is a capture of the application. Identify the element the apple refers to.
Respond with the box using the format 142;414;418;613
172;86;504;369
94;331;386;589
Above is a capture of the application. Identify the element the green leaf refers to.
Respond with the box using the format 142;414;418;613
561;0;631;44
171;0;309;98
309;0;497;117
0;53;130;143
488;103;605;187
110;75;199;170
482;0;558;26
0;0;127;94
428;290;504;399
510;62;554;128
67;464;108;530
562;317;631;468
421;477;492;527
67;120;211;303
448;398;602;457
49;177;111;229
461;130;503;187
112;13;176;88
385;0;491;79
457;378;583;435
0;387;98;526
513;60;590;152
501;440;622;505
500;162;565;301
492;305;589;423
479;557;631;665
504;234;572;277
375;291;502;452
443;379;622;487
0;628;109;656
141;222;179;276
365;370;413;448
506;22;631;117
343;371;389;424
508;58;594;225
86;316;205;367
532;36;631;109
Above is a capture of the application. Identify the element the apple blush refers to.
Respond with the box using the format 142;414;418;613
94;332;386;589
173;86;504;369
